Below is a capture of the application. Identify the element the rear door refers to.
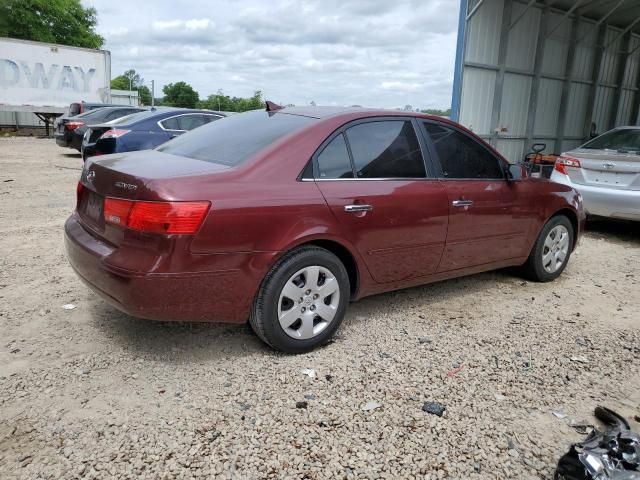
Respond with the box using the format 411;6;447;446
422;121;527;271
313;118;449;283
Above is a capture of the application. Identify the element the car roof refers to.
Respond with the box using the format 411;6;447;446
276;105;442;121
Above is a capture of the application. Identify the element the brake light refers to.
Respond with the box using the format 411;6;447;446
104;199;210;234
554;155;581;175
99;129;130;140
76;182;85;208
66;121;84;130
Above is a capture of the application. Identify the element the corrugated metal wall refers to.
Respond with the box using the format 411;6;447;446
456;0;640;162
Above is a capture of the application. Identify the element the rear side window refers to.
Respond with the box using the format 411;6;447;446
424;123;504;179
157;110;316;166
160;116;180;130
317;134;354;179
345;121;426;178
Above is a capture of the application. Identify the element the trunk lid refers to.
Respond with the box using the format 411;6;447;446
564;148;640;191
78;150;229;245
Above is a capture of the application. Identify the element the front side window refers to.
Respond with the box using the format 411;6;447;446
424;123;503;179
317;134;354;179
345;121;426;179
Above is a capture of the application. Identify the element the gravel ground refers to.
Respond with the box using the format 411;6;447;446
1;136;639;480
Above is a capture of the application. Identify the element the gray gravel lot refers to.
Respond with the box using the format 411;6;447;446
1;136;639;479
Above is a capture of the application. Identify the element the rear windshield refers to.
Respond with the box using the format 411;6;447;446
582;128;640;152
157;110;316;166
108;110;158;125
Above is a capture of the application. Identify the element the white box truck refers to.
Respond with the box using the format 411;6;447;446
0;37;111;133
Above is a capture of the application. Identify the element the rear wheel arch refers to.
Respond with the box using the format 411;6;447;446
272;237;361;299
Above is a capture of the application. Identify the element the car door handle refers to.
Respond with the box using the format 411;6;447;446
452;200;473;207
344;204;373;213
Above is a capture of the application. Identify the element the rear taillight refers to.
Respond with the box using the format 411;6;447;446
99;129;130;140
104;199;210;234
554;155;581;175
66;121;84;130
76;182;85;207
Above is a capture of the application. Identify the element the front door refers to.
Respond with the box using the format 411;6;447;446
422;121;523;271
313;119;449;283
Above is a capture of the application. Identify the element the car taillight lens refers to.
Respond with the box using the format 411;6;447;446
554;156;581;175
66;121;84;130
104;199;210;234
99;129;130;140
76;182;85;207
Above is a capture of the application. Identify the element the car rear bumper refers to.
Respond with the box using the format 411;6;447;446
550;171;640;221
55;133;70;147
64;213;273;323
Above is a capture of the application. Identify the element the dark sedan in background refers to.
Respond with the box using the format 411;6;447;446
55;106;145;151
81;108;225;160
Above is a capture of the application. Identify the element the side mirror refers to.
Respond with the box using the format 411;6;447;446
506;163;525;181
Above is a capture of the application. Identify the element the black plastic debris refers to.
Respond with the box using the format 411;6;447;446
422;401;446;417
295;401;308;409
555;406;640;479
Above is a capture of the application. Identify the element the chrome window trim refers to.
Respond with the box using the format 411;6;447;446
157;113;223;132
300;177;443;182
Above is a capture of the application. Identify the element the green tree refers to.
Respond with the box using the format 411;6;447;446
162;82;199;108
198;90;263;113
0;0;103;49
111;70;152;105
420;108;451;117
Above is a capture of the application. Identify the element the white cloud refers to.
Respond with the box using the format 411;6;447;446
83;0;459;109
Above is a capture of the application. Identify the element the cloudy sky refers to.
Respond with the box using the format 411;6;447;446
82;0;460;110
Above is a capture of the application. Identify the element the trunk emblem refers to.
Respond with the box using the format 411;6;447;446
114;181;137;191
86;170;96;182
602;162;615;170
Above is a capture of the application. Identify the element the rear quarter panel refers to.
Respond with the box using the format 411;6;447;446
527;178;584;250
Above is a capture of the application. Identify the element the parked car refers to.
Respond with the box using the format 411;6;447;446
55;106;145;151
81;108;226;160
551;126;640;221
65;106;584;353
69;102;114;116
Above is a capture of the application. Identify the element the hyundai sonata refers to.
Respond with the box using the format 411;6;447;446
65;105;584;352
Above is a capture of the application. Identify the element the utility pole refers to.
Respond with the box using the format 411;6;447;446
129;76;133;106
151;80;155;107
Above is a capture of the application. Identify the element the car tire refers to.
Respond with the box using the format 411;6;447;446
250;246;350;353
521;215;574;282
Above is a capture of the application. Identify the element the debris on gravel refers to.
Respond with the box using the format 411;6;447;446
422;401;446;417
361;401;383;412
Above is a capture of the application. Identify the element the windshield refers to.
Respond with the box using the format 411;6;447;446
157;110;316;166
582;128;640;152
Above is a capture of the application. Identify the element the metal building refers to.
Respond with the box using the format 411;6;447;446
451;0;640;162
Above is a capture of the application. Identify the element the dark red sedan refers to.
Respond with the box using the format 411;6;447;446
65;106;585;352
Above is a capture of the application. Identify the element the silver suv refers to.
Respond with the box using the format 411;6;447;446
551;127;640;221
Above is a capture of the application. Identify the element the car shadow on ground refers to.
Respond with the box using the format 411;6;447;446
89;303;269;362
89;268;517;360
585;217;640;245
61;152;81;158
